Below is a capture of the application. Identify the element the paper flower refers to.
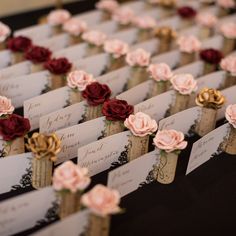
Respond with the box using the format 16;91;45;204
177;35;201;53
44;57;72;75
96;0;119;13
25;45;52;64
217;0;235;9
0;22;11;43
7;36;32;52
148;63;173;82
220;56;236;76
112;7;135;26
126;48;150;67
220;22;236;39
177;6;197;19
132;16;156;30
63;18;87;36
47;9;71;26
82;30;107;46
200;48;223;65
196;12;218;28
225;104;236;128
104;39;129;58
0;96;14;117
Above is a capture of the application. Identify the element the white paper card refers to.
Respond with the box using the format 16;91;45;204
107;150;159;197
111;28;138;45
0;50;11;69
131;39;159;56
174;61;204;78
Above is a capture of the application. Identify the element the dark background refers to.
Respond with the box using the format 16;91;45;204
0;1;236;235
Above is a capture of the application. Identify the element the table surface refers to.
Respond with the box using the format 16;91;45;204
0;1;236;236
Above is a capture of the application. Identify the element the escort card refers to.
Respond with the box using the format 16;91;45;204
132;39;159;56
37;33;70;52
93;21;118;35
32;210;90;236
14;24;52;43
202;35;223;50
107;150;159;197
77;131;130;176
0;187;57;236
0;50;11;69
157;16;181;30
111;28;138;45
24;87;69;130
186;123;230;175
0;71;50;108
0;153;32;195
0;61;31;80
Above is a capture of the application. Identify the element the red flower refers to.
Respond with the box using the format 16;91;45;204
177;6;196;19
82;82;111;106
44;58;72;75
0;114;30;141
7;36;32;52
102;98;134;121
200;48;224;65
25;45;52;64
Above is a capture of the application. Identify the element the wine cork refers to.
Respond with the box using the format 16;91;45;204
180;19;194;29
195;107;217;137
59;191;81;219
128;135;149;162
31;63;44;73
170;93;190;115
222;38;235;56
50;74;66;90
84;104;103;121
137;30;153;43
218;8;228;18
156;151;178;184
224;126;236;155
69;35;83;45
106;57;125;73
86;214;110;236
179;52;195;67
158;39;172;53
203;63;216;75
52;25;63;35
223;74;236;89
86;45;104;57
69;90;83;105
101;12;111;22
11;52;25;64
150;81;169;97
3;137;25;157
199;27;214;40
127;67;148;89
118;24;130;31
32;156;53;189
0;42;6;50
104;120;124;137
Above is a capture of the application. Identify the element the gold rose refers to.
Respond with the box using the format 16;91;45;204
195;88;225;109
154;26;177;40
26;133;61;161
158;0;176;8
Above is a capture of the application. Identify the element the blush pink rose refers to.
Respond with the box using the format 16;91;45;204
153;129;187;153
126;48;150;67
225;104;236;128
217;0;235;8
53;161;91;193
82;30;107;46
47;9;71;26
81;184;121;217
104;39;129;58
96;0;119;13
67;70;95;91
63;18;87;36
112;7;135;26
0;22;11;43
177;35;202;53
171;74;197;95
220;56;236;76
148;63;173;82
196;12;218;28
124;112;158;137
220;22;236;39
133;16;157;30
0;96;14;117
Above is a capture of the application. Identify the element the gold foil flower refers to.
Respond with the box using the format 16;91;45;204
26;133;61;161
154;26;177;40
158;0;176;8
195;88;225;109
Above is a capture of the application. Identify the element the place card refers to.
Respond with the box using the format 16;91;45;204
0;71;50;108
32;210;90;236
53;43;87;62
186;123;230;175
124;1;145;12
24;87;69;130
0;50;11;69
77;131;130;176
75;10;103;26
159;107;202;136
111;28;139;45
74;53;109;77
93;21;118;34
0;153;32;195
0;187;57;236
107;150;159;197
37;33;70;52
131;39;159;56
0;61;32;80
14;24;52;43
174;61;204;78
202;35;223;50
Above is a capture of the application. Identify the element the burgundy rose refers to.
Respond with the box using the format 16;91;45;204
7;36;32;52
200;48;224;65
44;58;72;75
25;45;52;64
177;6;196;19
102;98;134;121
82;82;111;106
0;114;31;141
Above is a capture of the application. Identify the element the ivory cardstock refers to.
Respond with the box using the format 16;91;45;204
0;153;32;195
0;50;11;69
32;210;90;236
77;131;131;176
110;28;139;45
0;71;50;108
132;39;159;56
107;150;159;197
186;123;230;175
0;187;57;236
